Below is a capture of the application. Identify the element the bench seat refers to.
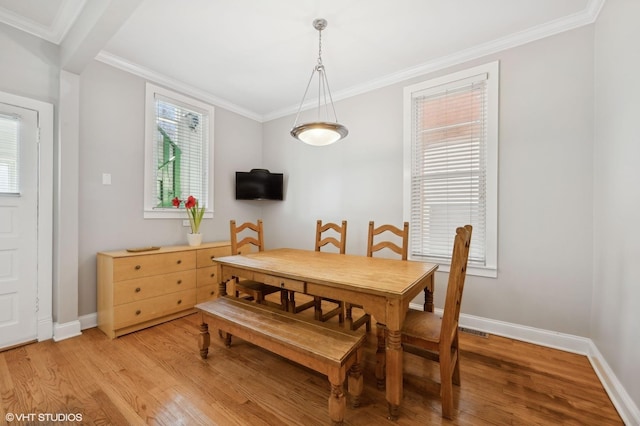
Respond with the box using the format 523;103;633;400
196;297;365;425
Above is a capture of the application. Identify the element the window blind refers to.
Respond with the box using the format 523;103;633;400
153;94;209;209
410;74;488;266
0;113;19;194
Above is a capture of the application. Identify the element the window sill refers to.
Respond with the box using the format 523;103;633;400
410;256;497;278
143;209;213;220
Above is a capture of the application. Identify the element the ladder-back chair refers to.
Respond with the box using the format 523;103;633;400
229;220;286;309
348;221;410;333
288;220;346;323
401;225;472;419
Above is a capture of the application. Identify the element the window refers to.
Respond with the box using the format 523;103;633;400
403;61;498;277
0;113;19;194
144;83;214;219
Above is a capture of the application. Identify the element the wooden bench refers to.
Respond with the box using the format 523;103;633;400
196;297;365;425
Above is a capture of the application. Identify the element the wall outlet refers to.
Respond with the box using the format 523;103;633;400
182;220;190;227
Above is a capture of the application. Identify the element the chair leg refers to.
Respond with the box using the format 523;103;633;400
345;303;354;329
280;289;288;311
375;323;386;389
439;347;454;419
452;333;461;386
314;296;323;321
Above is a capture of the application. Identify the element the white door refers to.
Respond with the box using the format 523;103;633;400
0;102;39;349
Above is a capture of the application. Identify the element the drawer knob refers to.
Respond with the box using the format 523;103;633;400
177;280;182;284
135;287;141;293
177;260;182;264
210;291;214;295
210;273;215;278
177;299;182;305
281;282;285;288
210;256;215;261
135;265;141;270
135;310;141;315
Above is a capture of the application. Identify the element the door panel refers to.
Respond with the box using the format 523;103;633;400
0;102;38;349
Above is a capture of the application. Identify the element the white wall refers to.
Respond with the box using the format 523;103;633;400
263;25;595;337
593;0;640;413
77;60;264;316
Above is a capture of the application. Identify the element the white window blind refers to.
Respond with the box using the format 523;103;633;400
0;113;19;194
144;83;215;219
404;62;498;276
153;94;208;208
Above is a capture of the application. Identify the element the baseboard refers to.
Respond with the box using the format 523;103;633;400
79;312;97;330
588;341;640;426
37;316;53;341
408;303;638;425
53;320;82;342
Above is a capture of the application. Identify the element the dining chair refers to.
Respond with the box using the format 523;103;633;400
229;219;286;309
401;225;472;419
347;221;410;333
288;220;346;323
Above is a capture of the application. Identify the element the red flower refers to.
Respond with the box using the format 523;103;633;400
185;195;197;210
173;195;205;234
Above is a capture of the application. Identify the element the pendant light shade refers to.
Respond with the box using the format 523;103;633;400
290;121;348;146
290;19;348;146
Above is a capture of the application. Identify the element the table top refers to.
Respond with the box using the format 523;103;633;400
215;248;438;298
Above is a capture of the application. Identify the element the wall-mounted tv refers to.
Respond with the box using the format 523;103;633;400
235;169;284;200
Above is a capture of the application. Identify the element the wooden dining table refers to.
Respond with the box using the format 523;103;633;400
212;247;438;419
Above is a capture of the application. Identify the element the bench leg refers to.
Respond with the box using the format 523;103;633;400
198;322;210;359
348;347;364;408
328;381;346;425
217;330;232;347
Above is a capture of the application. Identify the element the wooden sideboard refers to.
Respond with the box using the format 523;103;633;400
97;241;234;339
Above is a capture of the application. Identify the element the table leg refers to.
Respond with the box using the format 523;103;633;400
423;274;434;312
386;329;403;420
218;278;228;298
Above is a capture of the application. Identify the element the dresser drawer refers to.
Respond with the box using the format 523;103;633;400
114;251;196;281
114;289;196;329
114;270;196;305
196;265;220;287
197;285;217;302
196;246;232;268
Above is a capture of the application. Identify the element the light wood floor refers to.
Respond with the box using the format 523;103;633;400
0;310;622;425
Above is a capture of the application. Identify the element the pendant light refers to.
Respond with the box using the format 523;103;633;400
290;18;348;146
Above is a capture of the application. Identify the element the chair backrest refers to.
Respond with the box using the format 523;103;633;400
230;219;264;255
367;221;409;260
315;220;347;254
440;225;472;345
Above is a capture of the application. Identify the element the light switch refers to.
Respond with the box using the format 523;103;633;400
102;173;111;185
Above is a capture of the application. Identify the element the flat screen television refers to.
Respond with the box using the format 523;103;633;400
235;169;284;200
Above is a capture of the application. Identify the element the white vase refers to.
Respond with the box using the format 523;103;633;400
187;233;202;247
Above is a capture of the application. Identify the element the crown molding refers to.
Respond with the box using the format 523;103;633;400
95;51;263;122
263;0;607;122
0;0;85;44
97;0;606;123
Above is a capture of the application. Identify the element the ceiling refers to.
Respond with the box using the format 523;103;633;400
0;0;603;121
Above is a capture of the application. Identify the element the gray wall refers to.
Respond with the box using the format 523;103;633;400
77;60;263;316
0;23;59;104
263;26;595;337
593;0;640;410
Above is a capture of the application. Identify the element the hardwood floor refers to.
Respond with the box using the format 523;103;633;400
0;310;622;425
